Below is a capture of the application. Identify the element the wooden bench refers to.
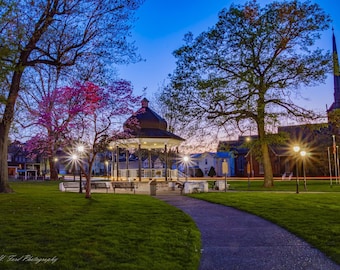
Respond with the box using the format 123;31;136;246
62;181;85;191
62;181;109;192
112;182;135;194
91;182;110;193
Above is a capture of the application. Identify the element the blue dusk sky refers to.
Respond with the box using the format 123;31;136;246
119;0;340;116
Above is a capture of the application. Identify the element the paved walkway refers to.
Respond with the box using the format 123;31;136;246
156;195;340;270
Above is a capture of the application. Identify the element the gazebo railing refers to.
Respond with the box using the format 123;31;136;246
116;169;179;181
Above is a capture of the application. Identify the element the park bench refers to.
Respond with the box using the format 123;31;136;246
91;182;111;193
112;182;136;194
61;181;85;192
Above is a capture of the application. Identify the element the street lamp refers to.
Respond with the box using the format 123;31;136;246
300;150;307;191
105;160;109;180
71;153;78;183
108;145;115;181
78;145;85;193
293;145;300;194
183;155;190;181
293;145;309;193
75;145;85;193
246;137;254;178
77;145;85;154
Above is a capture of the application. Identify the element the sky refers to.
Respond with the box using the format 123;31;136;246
119;0;340;119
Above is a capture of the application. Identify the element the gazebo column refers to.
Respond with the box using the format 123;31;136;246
148;150;152;178
116;146;119;181
176;147;179;181
125;149;129;180
165;144;168;181
111;148;115;181
138;143;142;181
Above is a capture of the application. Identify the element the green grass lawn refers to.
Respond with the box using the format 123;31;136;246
191;180;340;265
0;182;201;270
3;180;340;269
208;178;340;192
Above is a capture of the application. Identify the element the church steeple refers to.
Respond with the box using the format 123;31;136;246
333;30;340;97
328;30;340;112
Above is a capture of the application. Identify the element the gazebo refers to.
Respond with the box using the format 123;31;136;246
111;98;185;181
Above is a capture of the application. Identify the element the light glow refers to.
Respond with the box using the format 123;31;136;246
293;146;300;153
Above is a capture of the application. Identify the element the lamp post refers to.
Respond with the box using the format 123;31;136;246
76;145;85;193
293;145;300;194
332;135;338;184
246;137;253;178
293;146;309;193
105;160;109;180
108;145;114;181
71;154;78;182
300;150;307;191
183;155;190;182
222;159;229;192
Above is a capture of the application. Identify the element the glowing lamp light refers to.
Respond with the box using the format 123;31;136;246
77;145;85;153
293;146;300;153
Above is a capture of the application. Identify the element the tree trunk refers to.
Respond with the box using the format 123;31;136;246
85;175;91;199
0;124;13;193
49;157;59;181
0;70;23;193
257;94;274;187
261;142;274;187
83;159;93;199
84;154;98;199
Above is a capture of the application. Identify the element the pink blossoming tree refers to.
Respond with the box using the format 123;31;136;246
27;80;140;198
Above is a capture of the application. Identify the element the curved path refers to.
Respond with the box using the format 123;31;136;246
156;195;340;270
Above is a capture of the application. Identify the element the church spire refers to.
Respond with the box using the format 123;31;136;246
333;29;340;76
333;30;340;108
328;30;340;112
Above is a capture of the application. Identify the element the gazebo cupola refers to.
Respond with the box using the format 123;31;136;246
122;98;184;149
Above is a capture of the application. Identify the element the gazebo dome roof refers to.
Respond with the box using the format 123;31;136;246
122;98;184;145
125;98;167;131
